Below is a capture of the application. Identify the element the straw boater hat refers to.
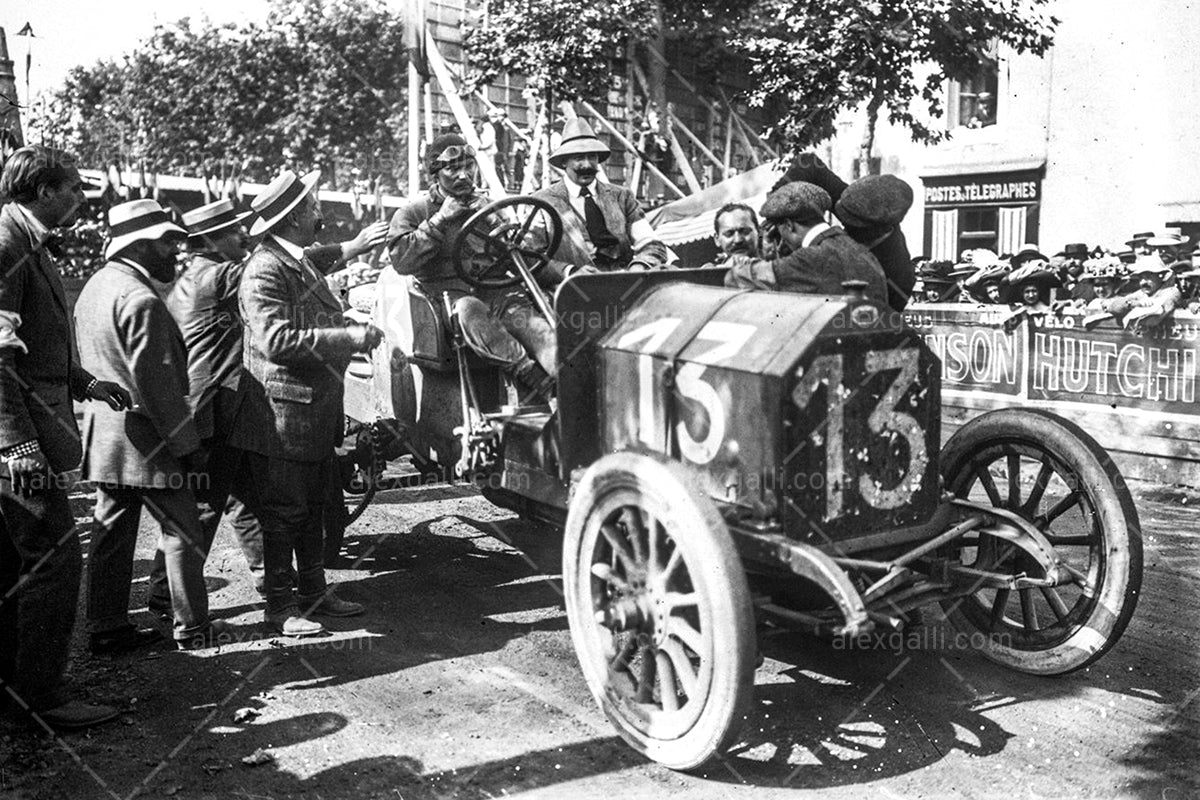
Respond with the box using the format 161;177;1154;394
106;199;187;260
1125;231;1155;248
182;198;252;239
249;169;321;237
1055;242;1090;259
548;118;611;168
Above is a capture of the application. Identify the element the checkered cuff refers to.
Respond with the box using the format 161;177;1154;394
0;439;40;461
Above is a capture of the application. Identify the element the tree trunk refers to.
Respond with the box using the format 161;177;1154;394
859;86;883;177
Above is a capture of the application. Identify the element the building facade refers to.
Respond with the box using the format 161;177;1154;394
822;0;1199;260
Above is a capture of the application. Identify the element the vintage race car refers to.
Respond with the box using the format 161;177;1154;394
342;197;1142;770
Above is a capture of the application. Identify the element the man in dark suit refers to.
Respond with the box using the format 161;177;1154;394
0;146;128;728
229;170;381;637
532;118;669;275
75;199;226;651
725;181;888;306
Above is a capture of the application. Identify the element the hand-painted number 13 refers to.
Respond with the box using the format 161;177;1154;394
792;348;928;520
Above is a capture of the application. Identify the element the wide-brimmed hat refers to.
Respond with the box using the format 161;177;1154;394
548;118;611;168
1055;242;1089;258
106;199;187;260
1002;263;1060;303
1125;231;1155;247
1146;234;1185;248
1010;245;1050;269
183;198;251;239
964;263;1010;301
1079;258;1125;282
249;169;321;237
834;174;913;229
1129;254;1173;275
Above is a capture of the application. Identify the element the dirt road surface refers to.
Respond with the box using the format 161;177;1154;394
2;476;1197;800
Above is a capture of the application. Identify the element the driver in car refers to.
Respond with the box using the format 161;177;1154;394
386;133;554;403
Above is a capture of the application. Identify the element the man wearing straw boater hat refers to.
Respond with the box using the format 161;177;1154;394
533;117;669;273
0;146;131;728
229;169;382;637
75;198;228;651
143;200;390;615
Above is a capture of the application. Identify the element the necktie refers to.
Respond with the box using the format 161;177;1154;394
579;185;618;251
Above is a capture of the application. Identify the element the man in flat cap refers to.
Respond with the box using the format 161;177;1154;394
724;181;888;305
773;154;915;310
533;118;669;273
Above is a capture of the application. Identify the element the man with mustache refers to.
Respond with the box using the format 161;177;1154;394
532;118;669;274
229;170;383;637
388;133;555;399
75;199;227;651
705;203;761;265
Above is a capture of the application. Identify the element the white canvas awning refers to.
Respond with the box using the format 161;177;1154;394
648;161;786;246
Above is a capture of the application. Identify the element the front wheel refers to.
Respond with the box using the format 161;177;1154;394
563;452;756;770
939;409;1142;675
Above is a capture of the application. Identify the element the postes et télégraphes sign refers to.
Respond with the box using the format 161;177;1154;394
922;169;1043;208
904;305;1200;415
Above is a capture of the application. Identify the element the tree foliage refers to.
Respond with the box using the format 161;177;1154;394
462;0;1058;154
32;0;409;189
463;0;657;101
735;0;1058;151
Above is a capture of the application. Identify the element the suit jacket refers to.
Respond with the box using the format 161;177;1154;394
168;243;349;443
728;226;889;306
531;180;667;273
168;253;244;442
228;238;360;462
75;261;199;487
776;155;914;311
0;203;93;474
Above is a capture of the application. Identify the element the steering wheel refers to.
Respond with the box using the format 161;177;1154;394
450;196;563;289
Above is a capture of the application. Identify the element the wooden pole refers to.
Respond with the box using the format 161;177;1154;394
723;114;734;175
665;122;702;193
579;100;686;198
716;85;779;160
669;110;724;174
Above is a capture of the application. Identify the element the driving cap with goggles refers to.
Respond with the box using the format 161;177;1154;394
427;134;476;174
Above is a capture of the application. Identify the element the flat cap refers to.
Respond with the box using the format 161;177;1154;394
834;174;914;229
760;181;831;222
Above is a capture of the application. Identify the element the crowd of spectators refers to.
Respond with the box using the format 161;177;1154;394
911;231;1198;330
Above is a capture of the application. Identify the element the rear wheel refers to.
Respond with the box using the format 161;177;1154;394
939;409;1142;675
563;452;755;770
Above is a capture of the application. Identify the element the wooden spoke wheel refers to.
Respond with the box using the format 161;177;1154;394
939;409;1143;675
563;452;756;770
450;196;562;289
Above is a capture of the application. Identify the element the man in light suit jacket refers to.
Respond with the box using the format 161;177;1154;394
0;147;129;729
532;118;669;275
228;170;381;637
75;199;225;651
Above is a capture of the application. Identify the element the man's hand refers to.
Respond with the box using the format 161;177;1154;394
87;380;132;411
431;195;484;228
723;255;777;290
343;220;390;260
181;446;210;476
348;323;384;353
6;449;49;497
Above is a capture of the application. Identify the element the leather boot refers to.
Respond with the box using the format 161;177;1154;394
510;358;554;404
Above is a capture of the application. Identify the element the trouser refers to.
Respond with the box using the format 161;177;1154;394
455;292;557;376
242;452;332;617
0;473;81;712
148;439;263;603
89;483;210;639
